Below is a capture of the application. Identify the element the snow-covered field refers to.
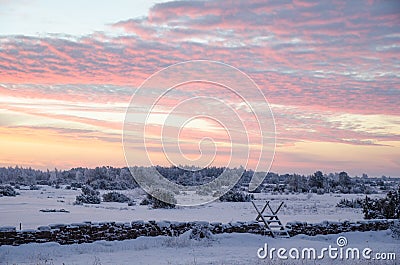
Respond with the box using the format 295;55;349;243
1;230;398;264
0;186;385;229
1;186;398;265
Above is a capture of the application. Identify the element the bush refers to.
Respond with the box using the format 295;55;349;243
140;198;151;205
219;190;254;202
37;180;50;186
336;198;363;208
39;208;69;213
102;192;130;203
0;185;18;196
189;226;213;240
142;188;177;209
29;185;40;190
363;186;400;219
390;220;400;240
74;186;100;204
71;182;83;189
196;186;212;196
363;196;384;219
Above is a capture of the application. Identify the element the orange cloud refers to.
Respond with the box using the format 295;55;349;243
0;127;125;170
0;0;399;175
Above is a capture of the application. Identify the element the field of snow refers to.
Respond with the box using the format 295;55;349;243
0;186;386;230
1;230;398;264
1;186;397;265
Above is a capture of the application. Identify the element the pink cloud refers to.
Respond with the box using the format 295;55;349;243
0;0;399;173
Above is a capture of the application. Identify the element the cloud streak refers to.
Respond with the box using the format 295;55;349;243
0;0;399;175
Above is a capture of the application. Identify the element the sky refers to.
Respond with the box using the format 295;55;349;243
0;0;399;177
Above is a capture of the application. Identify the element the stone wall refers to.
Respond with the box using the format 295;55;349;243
0;219;395;246
286;219;395;237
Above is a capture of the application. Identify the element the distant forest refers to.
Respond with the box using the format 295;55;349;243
0;166;398;194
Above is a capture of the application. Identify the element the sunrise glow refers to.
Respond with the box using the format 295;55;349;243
0;0;399;176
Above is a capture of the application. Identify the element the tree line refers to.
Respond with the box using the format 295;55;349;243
0;166;398;194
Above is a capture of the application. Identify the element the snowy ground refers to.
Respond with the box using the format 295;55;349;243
0;186;386;229
1;186;397;265
1;230;398;264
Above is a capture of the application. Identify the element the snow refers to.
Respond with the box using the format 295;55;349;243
0;186;385;229
0;226;15;232
0;230;398;264
37;226;51;231
1;186;397;264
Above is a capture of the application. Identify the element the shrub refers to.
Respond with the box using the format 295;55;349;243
189;226;213;240
219;190;254;202
102;192;130;203
363;196;384;219
363;186;400;219
390;220;400;240
74;186;100;204
29;185;40;190
139;197;152;205
0;185;18;196
336;198;363;208
37;180;50;186
142;188;177;208
196;186;212;196
39;208;69;213
71;182;83;189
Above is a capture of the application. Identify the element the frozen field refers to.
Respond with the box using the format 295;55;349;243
0;187;398;264
0;186;386;229
1;230;398;264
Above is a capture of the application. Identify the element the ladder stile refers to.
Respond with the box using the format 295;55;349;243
251;200;290;238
